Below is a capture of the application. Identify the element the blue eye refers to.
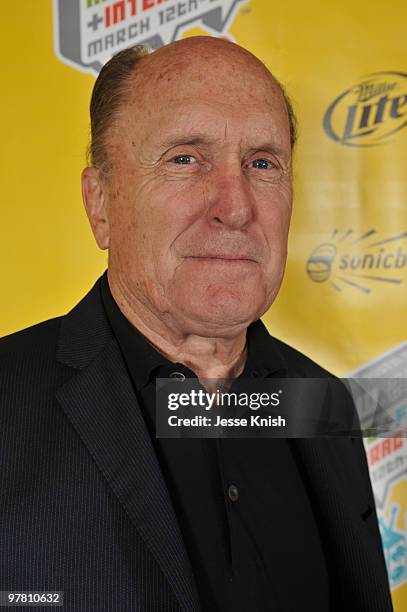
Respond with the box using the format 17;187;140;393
252;159;271;169
174;155;194;164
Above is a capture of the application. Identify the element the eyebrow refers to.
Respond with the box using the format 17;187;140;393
246;142;288;158
160;133;216;150
159;134;289;159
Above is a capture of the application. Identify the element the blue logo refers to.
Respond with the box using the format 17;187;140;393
379;505;407;589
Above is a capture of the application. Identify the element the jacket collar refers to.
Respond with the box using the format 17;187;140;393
56;275;201;612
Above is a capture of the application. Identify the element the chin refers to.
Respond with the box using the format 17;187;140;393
178;290;265;332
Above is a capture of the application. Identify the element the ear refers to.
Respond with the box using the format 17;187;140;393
81;166;110;250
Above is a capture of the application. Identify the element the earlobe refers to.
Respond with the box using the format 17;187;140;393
81;166;110;250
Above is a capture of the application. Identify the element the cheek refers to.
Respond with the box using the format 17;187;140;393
263;203;291;251
106;196;153;285
138;182;204;263
258;202;291;286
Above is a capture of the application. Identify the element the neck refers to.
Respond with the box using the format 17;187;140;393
107;271;248;384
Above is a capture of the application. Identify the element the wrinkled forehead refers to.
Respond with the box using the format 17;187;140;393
115;49;290;150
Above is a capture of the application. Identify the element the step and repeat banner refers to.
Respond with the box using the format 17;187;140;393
2;1;406;608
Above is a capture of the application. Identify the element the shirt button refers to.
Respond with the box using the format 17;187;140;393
169;371;186;381
228;484;239;502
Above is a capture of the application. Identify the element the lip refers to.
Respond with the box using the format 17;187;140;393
185;256;257;263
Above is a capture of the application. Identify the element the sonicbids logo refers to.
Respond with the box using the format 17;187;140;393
306;229;407;294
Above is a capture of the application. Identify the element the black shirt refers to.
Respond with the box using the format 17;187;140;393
100;272;330;612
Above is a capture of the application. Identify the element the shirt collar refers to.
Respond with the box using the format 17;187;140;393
100;271;171;389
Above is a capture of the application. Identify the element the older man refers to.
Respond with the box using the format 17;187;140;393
0;37;392;611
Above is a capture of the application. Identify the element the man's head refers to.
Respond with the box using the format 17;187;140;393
82;37;295;338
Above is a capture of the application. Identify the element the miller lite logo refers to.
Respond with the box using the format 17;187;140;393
53;0;249;75
323;72;407;146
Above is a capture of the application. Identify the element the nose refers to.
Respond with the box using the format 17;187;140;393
204;167;255;231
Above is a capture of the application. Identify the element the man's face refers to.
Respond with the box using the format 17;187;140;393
104;43;293;337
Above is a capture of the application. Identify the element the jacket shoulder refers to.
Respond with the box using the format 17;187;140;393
270;335;334;378
0;317;62;368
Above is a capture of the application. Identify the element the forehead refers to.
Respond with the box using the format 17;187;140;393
138;100;289;158
119;56;290;152
132;49;282;106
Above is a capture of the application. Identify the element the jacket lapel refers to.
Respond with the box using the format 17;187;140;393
55;277;201;612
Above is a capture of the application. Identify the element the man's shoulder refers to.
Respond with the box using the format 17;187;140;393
267;333;362;439
0;316;63;370
0;276;105;372
0;315;80;412
267;332;334;379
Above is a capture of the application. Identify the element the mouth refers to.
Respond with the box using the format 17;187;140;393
185;256;257;263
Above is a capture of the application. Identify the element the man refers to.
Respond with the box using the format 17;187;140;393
0;37;392;611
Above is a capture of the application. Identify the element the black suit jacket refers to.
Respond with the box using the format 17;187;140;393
0;276;393;611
